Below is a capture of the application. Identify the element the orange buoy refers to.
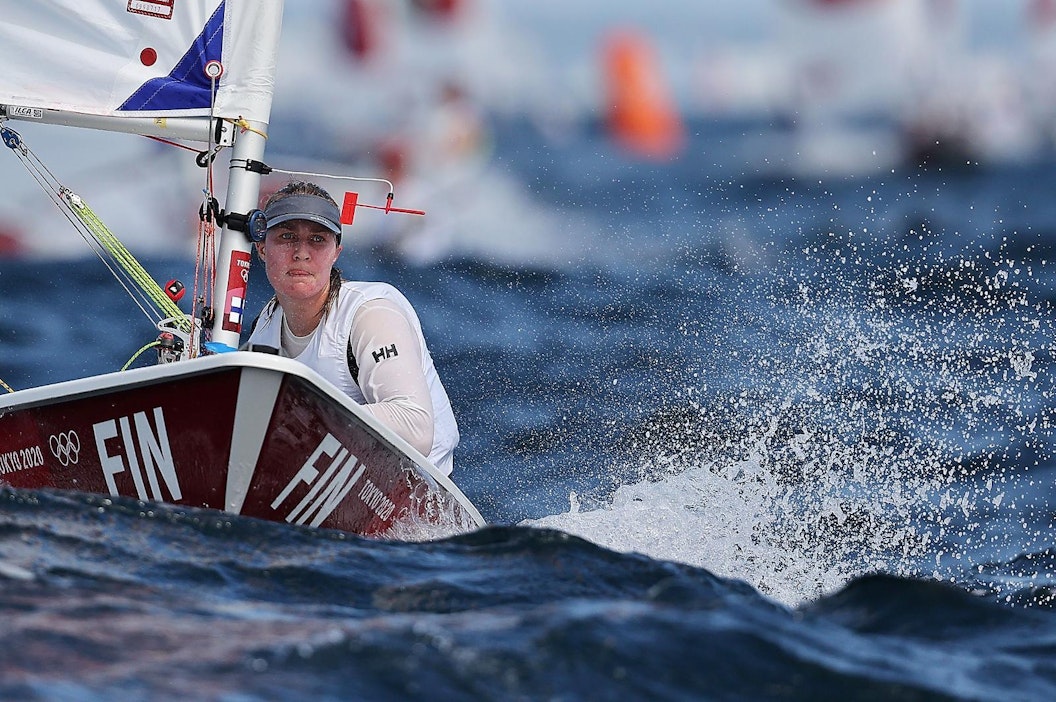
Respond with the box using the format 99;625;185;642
603;29;685;161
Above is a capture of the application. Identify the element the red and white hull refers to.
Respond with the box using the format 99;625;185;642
0;352;484;538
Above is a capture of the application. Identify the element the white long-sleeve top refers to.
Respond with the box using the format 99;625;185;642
347;298;434;454
246;281;459;475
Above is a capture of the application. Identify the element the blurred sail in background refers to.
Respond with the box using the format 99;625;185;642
4;1;1056;258
768;0;1051;172
264;0;569;266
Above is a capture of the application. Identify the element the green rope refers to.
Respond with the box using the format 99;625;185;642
121;340;161;371
3;125;196;368
65;192;190;332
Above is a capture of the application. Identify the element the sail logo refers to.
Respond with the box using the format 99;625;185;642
272;433;365;527
93;407;182;502
8;106;42;120
128;0;174;20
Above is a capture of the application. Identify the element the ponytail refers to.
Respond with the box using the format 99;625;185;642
323;266;343;318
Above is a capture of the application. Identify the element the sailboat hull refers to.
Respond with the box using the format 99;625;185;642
0;352;483;537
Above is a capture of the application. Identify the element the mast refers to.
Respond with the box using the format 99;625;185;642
204;0;285;351
210;119;268;350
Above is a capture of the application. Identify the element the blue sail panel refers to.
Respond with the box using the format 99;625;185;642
118;2;225;113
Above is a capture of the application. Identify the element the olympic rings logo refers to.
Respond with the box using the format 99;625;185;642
49;431;81;467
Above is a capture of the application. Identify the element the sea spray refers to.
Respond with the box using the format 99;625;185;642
529;235;1055;606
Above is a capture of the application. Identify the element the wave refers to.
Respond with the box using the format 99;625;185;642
1;487;1055;700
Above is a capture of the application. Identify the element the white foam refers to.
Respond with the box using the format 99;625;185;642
527;244;1049;607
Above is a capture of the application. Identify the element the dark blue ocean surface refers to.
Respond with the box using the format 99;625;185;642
3;115;1056;699
2;489;1055;701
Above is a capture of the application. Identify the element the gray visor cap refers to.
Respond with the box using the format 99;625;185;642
264;194;342;242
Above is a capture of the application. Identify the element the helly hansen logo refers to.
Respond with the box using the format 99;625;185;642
372;344;398;363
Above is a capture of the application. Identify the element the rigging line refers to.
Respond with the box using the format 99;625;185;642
185;72;224;357
143;135;199;152
63;193;155;295
226;117;267;140
69;195;158;299
207;73;217;181
251;164;396;195
53;205;159;324
11;151;162;324
121;340;160;371
20;171;173;327
0;377;14;393
191;210;218;355
67;196;188;328
67;203;167;326
2;127;170;325
31;154;175;324
191;219;215;357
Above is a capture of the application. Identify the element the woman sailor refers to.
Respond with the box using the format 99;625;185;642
244;181;459;476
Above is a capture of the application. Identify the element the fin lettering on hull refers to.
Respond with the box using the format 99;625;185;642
272;433;366;527
93;407;181;502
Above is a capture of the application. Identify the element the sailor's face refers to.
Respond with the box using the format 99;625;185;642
257;219;341;302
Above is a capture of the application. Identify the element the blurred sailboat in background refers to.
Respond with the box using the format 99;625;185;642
264;0;570;266
768;0;925;175
1025;0;1056;152
900;0;1041;168
775;0;1047;174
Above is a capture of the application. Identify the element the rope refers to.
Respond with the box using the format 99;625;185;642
121;340;161;371
0;377;14;393
192;212;217;358
64;192;188;328
144;135;199;153
228;117;267;140
187;72;224;357
6;135;162;324
2;124;191;335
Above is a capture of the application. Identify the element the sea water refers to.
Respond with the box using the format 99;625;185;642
2;115;1056;700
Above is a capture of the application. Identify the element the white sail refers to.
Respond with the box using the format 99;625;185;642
0;0;282;128
0;0;284;347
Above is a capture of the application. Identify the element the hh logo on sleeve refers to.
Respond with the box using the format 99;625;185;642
372;344;398;363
